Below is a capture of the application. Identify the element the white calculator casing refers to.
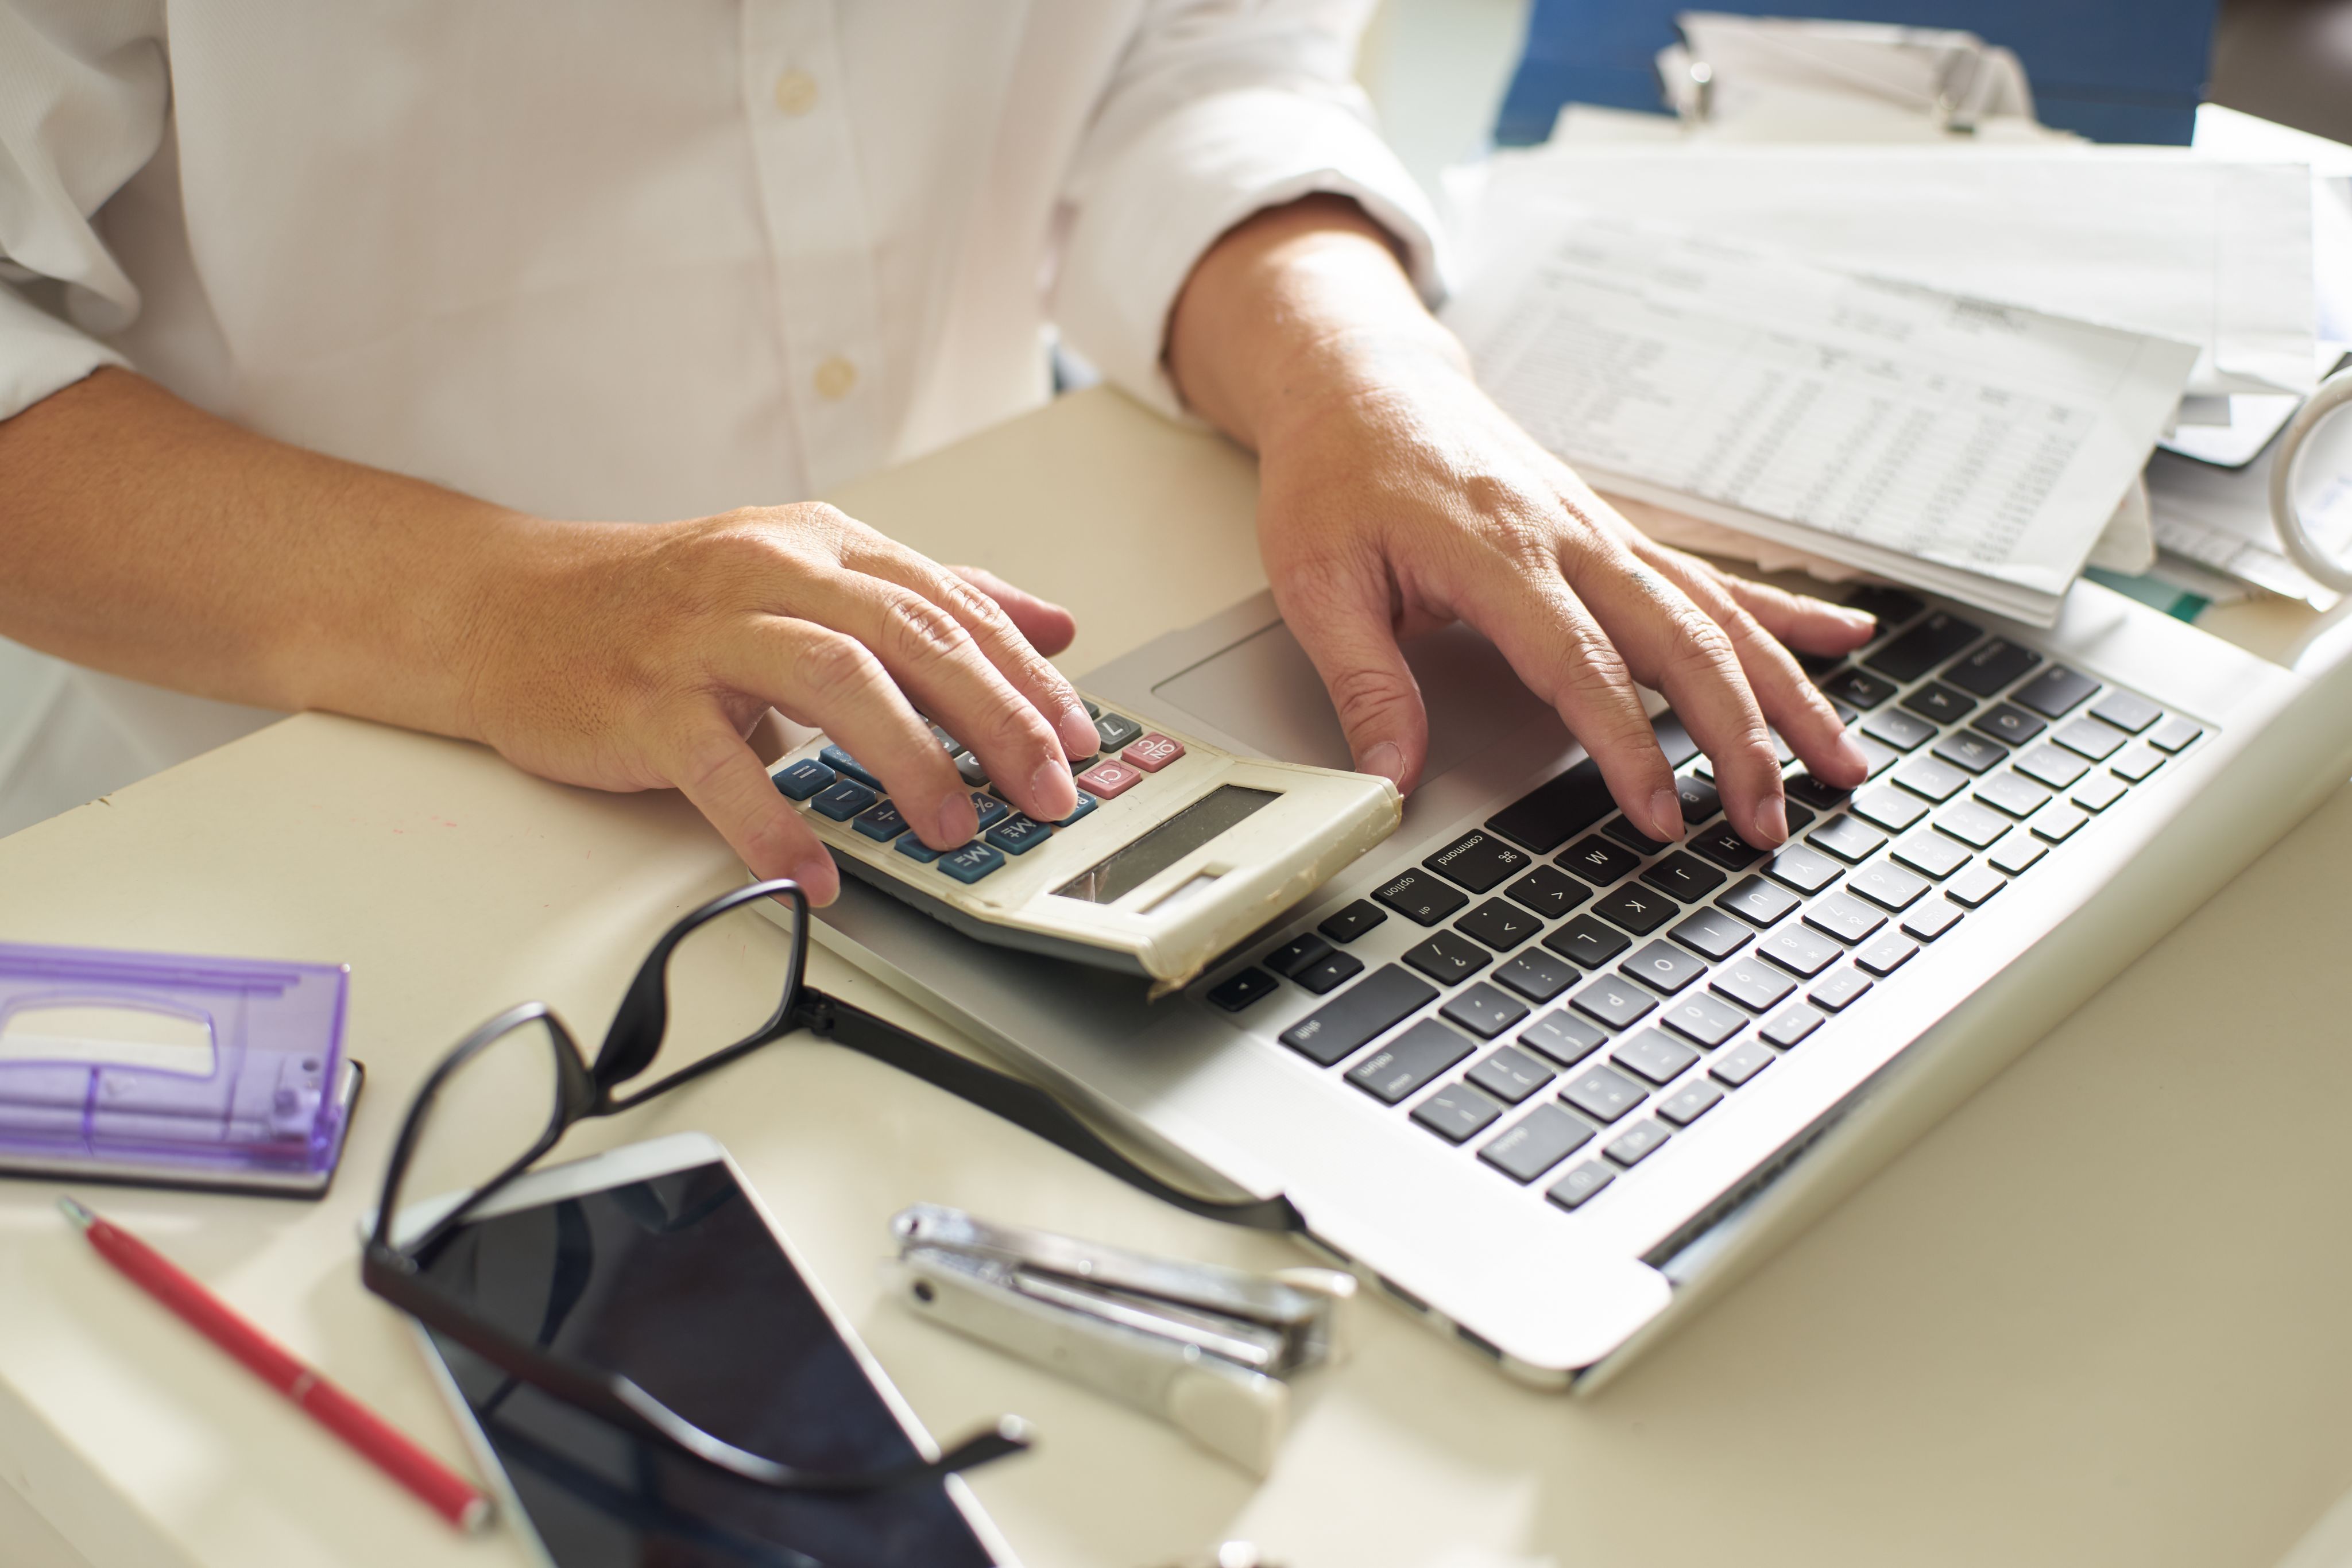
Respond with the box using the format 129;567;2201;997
755;707;1399;990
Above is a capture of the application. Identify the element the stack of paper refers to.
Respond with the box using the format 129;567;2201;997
1442;209;2199;625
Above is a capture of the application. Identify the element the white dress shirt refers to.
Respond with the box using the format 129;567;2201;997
0;0;1441;835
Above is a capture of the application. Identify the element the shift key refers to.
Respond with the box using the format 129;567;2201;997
1279;965;1439;1066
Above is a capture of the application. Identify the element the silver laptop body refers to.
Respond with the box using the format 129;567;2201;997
811;581;2352;1389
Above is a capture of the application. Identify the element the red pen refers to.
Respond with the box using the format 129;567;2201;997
58;1195;493;1533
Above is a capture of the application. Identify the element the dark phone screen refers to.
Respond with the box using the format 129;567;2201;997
415;1159;999;1568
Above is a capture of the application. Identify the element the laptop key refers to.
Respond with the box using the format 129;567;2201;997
1442;982;1530;1040
1659;989;1746;1048
2014;665;2100;719
1852;785;1928;834
1855;933;1917;976
1988;837;2048;876
1642;852;1727;901
1560;1064;1647;1123
2032;804;2088;843
1487;757;1616;854
1604;1120;1672;1167
1760;925;1842;978
1972;704;2047;747
1206;968;1278;1012
1405;931;1491;985
1495;948;1579;1004
1604;815;1671;854
1318;900;1387;944
1893;755;1970;803
1480;1102;1596;1183
1945;865;2006;908
1669;907;1753;962
1263;934;1333;978
1786;771;1854;812
1862;708;1937;752
1521;1010;1608;1068
1936;800;2011;849
1456;899;1540;951
2014;743;2091;790
1592;884;1680;935
1763;843;1844;895
1425;830;1530;893
1652;711;1701;769
1346;1018;1476;1105
1711;1038;1776;1087
1712;955;1796;1013
1891;831;1971;880
2090;690;2161;733
1374;869;1470;926
1719;874;1801;927
2148;715;2203;753
1846;583;1926;626
2054;717;2128;761
2111;744;2165;781
1467;1044;1555;1104
1856;735;1902;779
1689;823;1770;872
1808;815;1888;864
1506;865;1591;919
1902;682;1977;724
1572;977;1659;1029
1900;900;1964;942
1864;611;1982;681
1656;1078;1726;1127
1278;965;1439;1066
1848;860;1931;911
1410;1083;1503;1145
1942;637;2041;697
1975;771;2051;818
1546;1162;1615;1211
2072;772;2127;811
1761;1006;1824;1048
1931;731;2007;775
1545;913;1632;969
1674;774;1722;824
1804;892;1886;946
1809;967;1874;1012
1293;952;1366;996
1622;939;1708;994
1821;667;1898;710
1558;835;1643;885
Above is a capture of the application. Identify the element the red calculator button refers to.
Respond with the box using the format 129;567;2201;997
1076;759;1144;799
1121;733;1186;772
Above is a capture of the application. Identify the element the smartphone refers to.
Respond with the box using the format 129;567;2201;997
386;1132;1017;1567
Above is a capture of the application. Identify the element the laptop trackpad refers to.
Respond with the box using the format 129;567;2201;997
1150;617;1553;781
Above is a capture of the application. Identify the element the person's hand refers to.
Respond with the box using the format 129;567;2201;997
1252;353;1876;847
459;504;1100;903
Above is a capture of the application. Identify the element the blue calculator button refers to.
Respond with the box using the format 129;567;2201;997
773;758;836;801
895;835;946;863
985;815;1051;855
819;745;884;791
969;792;1011;831
852;801;908;841
1054;792;1098;827
810;780;877;821
939;842;1006;884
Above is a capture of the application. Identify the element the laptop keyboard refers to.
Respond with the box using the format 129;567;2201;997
1202;588;2207;1214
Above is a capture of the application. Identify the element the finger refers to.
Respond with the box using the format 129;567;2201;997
950;564;1077;659
771;566;1078;828
1443;550;1684;842
721;617;981;850
1716;575;1878;657
1270;560;1429;792
664;711;842;905
842;537;1099;763
1631;541;1871;819
1557;537;1784;846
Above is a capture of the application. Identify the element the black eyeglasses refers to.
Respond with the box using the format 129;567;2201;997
363;878;1301;1499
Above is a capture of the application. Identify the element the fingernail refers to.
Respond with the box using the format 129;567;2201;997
791;857;837;905
1058;704;1100;757
1751;793;1788;846
1835;730;1870;778
1031;760;1078;819
1650;788;1685;842
1361;741;1405;788
937;797;976;847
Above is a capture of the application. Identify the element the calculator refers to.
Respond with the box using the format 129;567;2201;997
755;698;1399;988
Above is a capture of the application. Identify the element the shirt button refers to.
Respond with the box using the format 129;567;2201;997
772;69;818;116
813;357;857;401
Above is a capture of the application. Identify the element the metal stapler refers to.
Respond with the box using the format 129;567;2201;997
889;1203;1353;1475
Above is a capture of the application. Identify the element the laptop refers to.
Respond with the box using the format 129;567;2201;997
809;578;2352;1388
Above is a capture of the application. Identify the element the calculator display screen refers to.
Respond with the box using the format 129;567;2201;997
1053;785;1279;904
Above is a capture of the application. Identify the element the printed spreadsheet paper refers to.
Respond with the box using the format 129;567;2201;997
1444;212;2200;624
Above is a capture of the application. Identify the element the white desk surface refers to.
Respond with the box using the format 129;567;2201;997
5;388;2352;1568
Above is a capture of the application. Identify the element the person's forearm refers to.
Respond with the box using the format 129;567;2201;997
0;366;535;736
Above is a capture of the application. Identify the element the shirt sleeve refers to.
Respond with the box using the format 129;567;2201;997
1052;0;1448;420
0;0;169;421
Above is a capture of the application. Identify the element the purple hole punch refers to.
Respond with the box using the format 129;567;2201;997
0;941;361;1198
